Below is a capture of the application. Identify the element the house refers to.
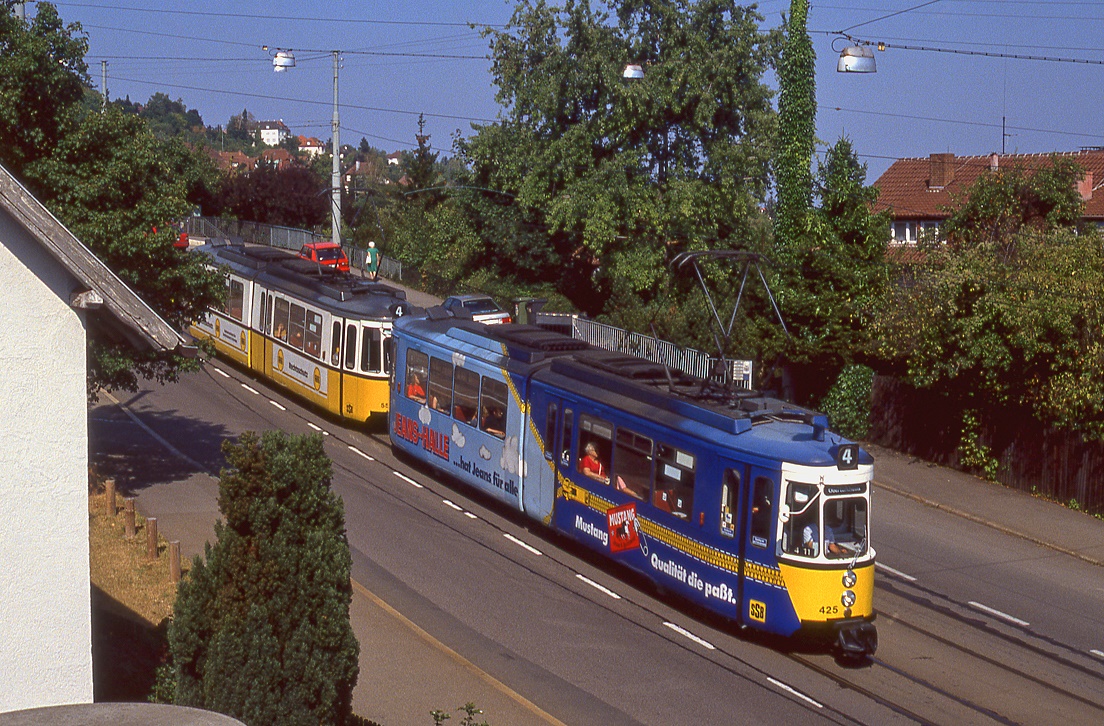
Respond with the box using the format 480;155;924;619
210;149;254;173
343;158;385;193
386;150;402;166
0;164;191;714
298;135;326;158
259;147;294;170
257;120;291;147
873;150;1104;246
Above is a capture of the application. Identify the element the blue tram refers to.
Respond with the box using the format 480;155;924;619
388;312;877;655
190;240;418;423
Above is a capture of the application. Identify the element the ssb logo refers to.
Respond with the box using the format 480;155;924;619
313;367;321;390
239;331;247;351
749;600;767;623
277;349;284;371
214;319;221;338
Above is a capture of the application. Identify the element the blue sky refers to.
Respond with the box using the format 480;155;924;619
49;1;1104;182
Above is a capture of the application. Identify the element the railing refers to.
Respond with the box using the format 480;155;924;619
568;317;753;389
185;217;324;251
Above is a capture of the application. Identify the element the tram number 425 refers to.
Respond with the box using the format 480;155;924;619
819;605;841;615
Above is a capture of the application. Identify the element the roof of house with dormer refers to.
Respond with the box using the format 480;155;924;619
873;149;1104;221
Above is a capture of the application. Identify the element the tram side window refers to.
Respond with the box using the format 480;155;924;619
654;444;694;519
344;325;358;370
304;310;323;358
273;298;290;341
577;414;611;482
560;408;574;466
359;329;382;374
720;469;740;538
480;377;508;438
453;368;479;425
331;321;341;364
366;328;384;372
750;477;773;548
288;303;306;350
545;404;558;455
225;279;244;321
406;349;428;403
613;428;653;501
428;357;453;413
383;332;392;374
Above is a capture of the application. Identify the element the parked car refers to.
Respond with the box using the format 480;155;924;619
298;242;350;272
442;294;512;325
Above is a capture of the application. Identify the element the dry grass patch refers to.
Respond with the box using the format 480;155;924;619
88;476;190;701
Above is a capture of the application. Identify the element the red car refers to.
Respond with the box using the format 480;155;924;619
299;242;350;272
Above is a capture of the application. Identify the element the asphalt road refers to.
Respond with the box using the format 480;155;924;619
90;361;1104;725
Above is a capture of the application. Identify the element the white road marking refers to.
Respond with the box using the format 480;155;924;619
348;446;374;461
241;384;259;395
393;471;424;488
662;622;716;650
212;367;230;378
442;499;463;512
269;400;286;411
1090;649;1104;659
576;574;621;600
968;601;1030;627
767;677;823;708
504;533;543;556
464;512;478;520
307;422;330;436
875;562;918;582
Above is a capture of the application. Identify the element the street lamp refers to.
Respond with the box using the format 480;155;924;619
837;43;876;73
267;47;342;247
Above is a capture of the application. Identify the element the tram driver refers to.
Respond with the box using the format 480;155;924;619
802;520;846;558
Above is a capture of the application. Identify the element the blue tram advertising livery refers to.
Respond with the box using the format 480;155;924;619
389;311;877;655
189;239;417;423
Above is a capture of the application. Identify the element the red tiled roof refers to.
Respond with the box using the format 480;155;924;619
873;150;1104;221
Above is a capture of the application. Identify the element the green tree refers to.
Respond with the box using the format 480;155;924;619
24;107;224;392
165;431;359;726
875;158;1104;443
457;0;779;338
218;162;329;229
0;2;88;176
773;0;815;251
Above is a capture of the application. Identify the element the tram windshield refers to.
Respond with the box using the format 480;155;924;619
782;482;868;559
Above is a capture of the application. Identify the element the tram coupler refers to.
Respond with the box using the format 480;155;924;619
835;619;878;657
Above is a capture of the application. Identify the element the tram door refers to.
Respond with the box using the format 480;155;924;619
740;466;780;628
522;395;559;522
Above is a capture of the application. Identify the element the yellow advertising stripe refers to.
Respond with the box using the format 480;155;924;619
554;472;785;589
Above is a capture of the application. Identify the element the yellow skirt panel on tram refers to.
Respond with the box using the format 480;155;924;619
339;373;390;422
777;561;875;623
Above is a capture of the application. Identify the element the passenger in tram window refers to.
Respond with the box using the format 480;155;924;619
453;404;476;425
407;374;426;403
481;405;506;438
274;322;287;341
579;442;608;484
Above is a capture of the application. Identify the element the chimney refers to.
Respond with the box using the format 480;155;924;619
929;153;955;188
1079;171;1094;201
989;153;999;171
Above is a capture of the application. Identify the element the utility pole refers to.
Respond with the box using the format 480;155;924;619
101;60;108;114
331;50;341;247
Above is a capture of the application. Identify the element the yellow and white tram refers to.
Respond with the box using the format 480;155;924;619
189;240;417;423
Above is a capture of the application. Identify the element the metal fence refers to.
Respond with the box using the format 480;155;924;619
185;217;324;251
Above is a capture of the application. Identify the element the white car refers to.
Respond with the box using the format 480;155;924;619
442;294;512;325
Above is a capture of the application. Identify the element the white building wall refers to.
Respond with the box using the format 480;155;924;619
0;215;94;712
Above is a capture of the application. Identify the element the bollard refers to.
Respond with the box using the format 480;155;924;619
104;478;116;517
124;498;136;539
146;517;158;561
169;541;181;583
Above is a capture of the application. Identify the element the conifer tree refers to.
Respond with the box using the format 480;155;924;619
164;431;359;726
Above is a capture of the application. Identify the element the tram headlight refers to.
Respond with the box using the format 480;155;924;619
841;590;856;608
842;570;857;588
